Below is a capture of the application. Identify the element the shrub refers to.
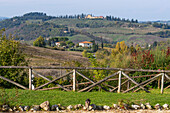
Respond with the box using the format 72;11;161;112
0;29;28;88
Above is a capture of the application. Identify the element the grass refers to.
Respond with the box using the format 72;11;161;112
1;89;170;107
68;34;92;43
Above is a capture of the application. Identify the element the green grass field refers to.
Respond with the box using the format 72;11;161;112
1;89;170;107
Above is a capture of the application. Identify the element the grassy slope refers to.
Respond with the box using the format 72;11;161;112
2;89;170;106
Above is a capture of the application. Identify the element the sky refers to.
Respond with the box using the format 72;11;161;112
0;0;170;21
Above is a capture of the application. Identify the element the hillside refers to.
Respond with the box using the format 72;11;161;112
21;44;89;66
0;16;8;21
0;12;170;46
20;44;89;76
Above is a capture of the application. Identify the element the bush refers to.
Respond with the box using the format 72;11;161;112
0;29;28;88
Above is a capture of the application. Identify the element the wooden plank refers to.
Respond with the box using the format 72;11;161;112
32;70;51;81
108;74;156;81
30;67;170;73
0;66;170;73
127;80;130;90
110;79;129;92
161;73;164;94
29;68;32;90
0;66;29;69
0;75;28;90
73;69;76;91
165;74;170;80
34;71;73;90
133;78;156;92
122;72;150;93
102;83;115;89
87;87;93;92
76;71;109;92
165;85;170;89
38;82;92;91
158;77;161;89
78;71;119;92
32;70;70;91
123;73;162;93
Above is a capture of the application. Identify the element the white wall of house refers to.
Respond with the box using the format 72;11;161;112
55;42;60;46
79;43;93;47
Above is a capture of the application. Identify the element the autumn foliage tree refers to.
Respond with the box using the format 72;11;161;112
33;36;46;47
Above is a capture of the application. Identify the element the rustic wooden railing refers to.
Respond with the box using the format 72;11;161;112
0;66;169;94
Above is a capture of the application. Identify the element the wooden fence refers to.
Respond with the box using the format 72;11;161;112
0;66;169;94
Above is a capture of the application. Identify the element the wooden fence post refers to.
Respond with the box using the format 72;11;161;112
29;68;32;90
117;71;122;93
161;73;164;94
73;69;76;92
158;77;160;89
127;80;130;90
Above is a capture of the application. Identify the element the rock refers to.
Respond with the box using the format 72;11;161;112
78;104;83;109
74;104;83;110
18;105;24;111
40;101;50;111
103;105;110;110
67;105;73;110
13;106;17;111
131;105;140;110
60;106;66;110
74;105;79;110
9;108;13;112
113;104;118;109
30;108;34;112
2;105;9;112
32;105;40;111
96;105;103;110
154;103;161;110
162;104;169;110
140;103;145;109
123;103;129;110
51;105;59;111
145;103;152;110
24;106;30;111
83;106;87;110
88;105;93;111
85;99;91;109
89;104;96;111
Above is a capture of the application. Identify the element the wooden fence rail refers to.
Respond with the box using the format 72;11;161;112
0;66;169;94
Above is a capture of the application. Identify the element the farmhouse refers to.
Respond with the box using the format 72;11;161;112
79;41;93;47
55;42;60;46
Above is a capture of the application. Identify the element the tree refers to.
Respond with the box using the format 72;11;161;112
60;41;66;47
115;42;120;52
0;28;28;88
33;36;46;47
66;41;75;47
92;40;98;52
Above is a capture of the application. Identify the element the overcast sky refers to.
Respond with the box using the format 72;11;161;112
0;0;169;21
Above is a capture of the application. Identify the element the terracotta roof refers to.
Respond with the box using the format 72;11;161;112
79;41;92;44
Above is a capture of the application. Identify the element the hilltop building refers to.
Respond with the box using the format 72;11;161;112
85;15;104;19
79;41;93;47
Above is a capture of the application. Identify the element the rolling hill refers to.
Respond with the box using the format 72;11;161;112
0;12;169;46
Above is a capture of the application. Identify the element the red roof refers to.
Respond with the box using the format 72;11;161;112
79;41;92;44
